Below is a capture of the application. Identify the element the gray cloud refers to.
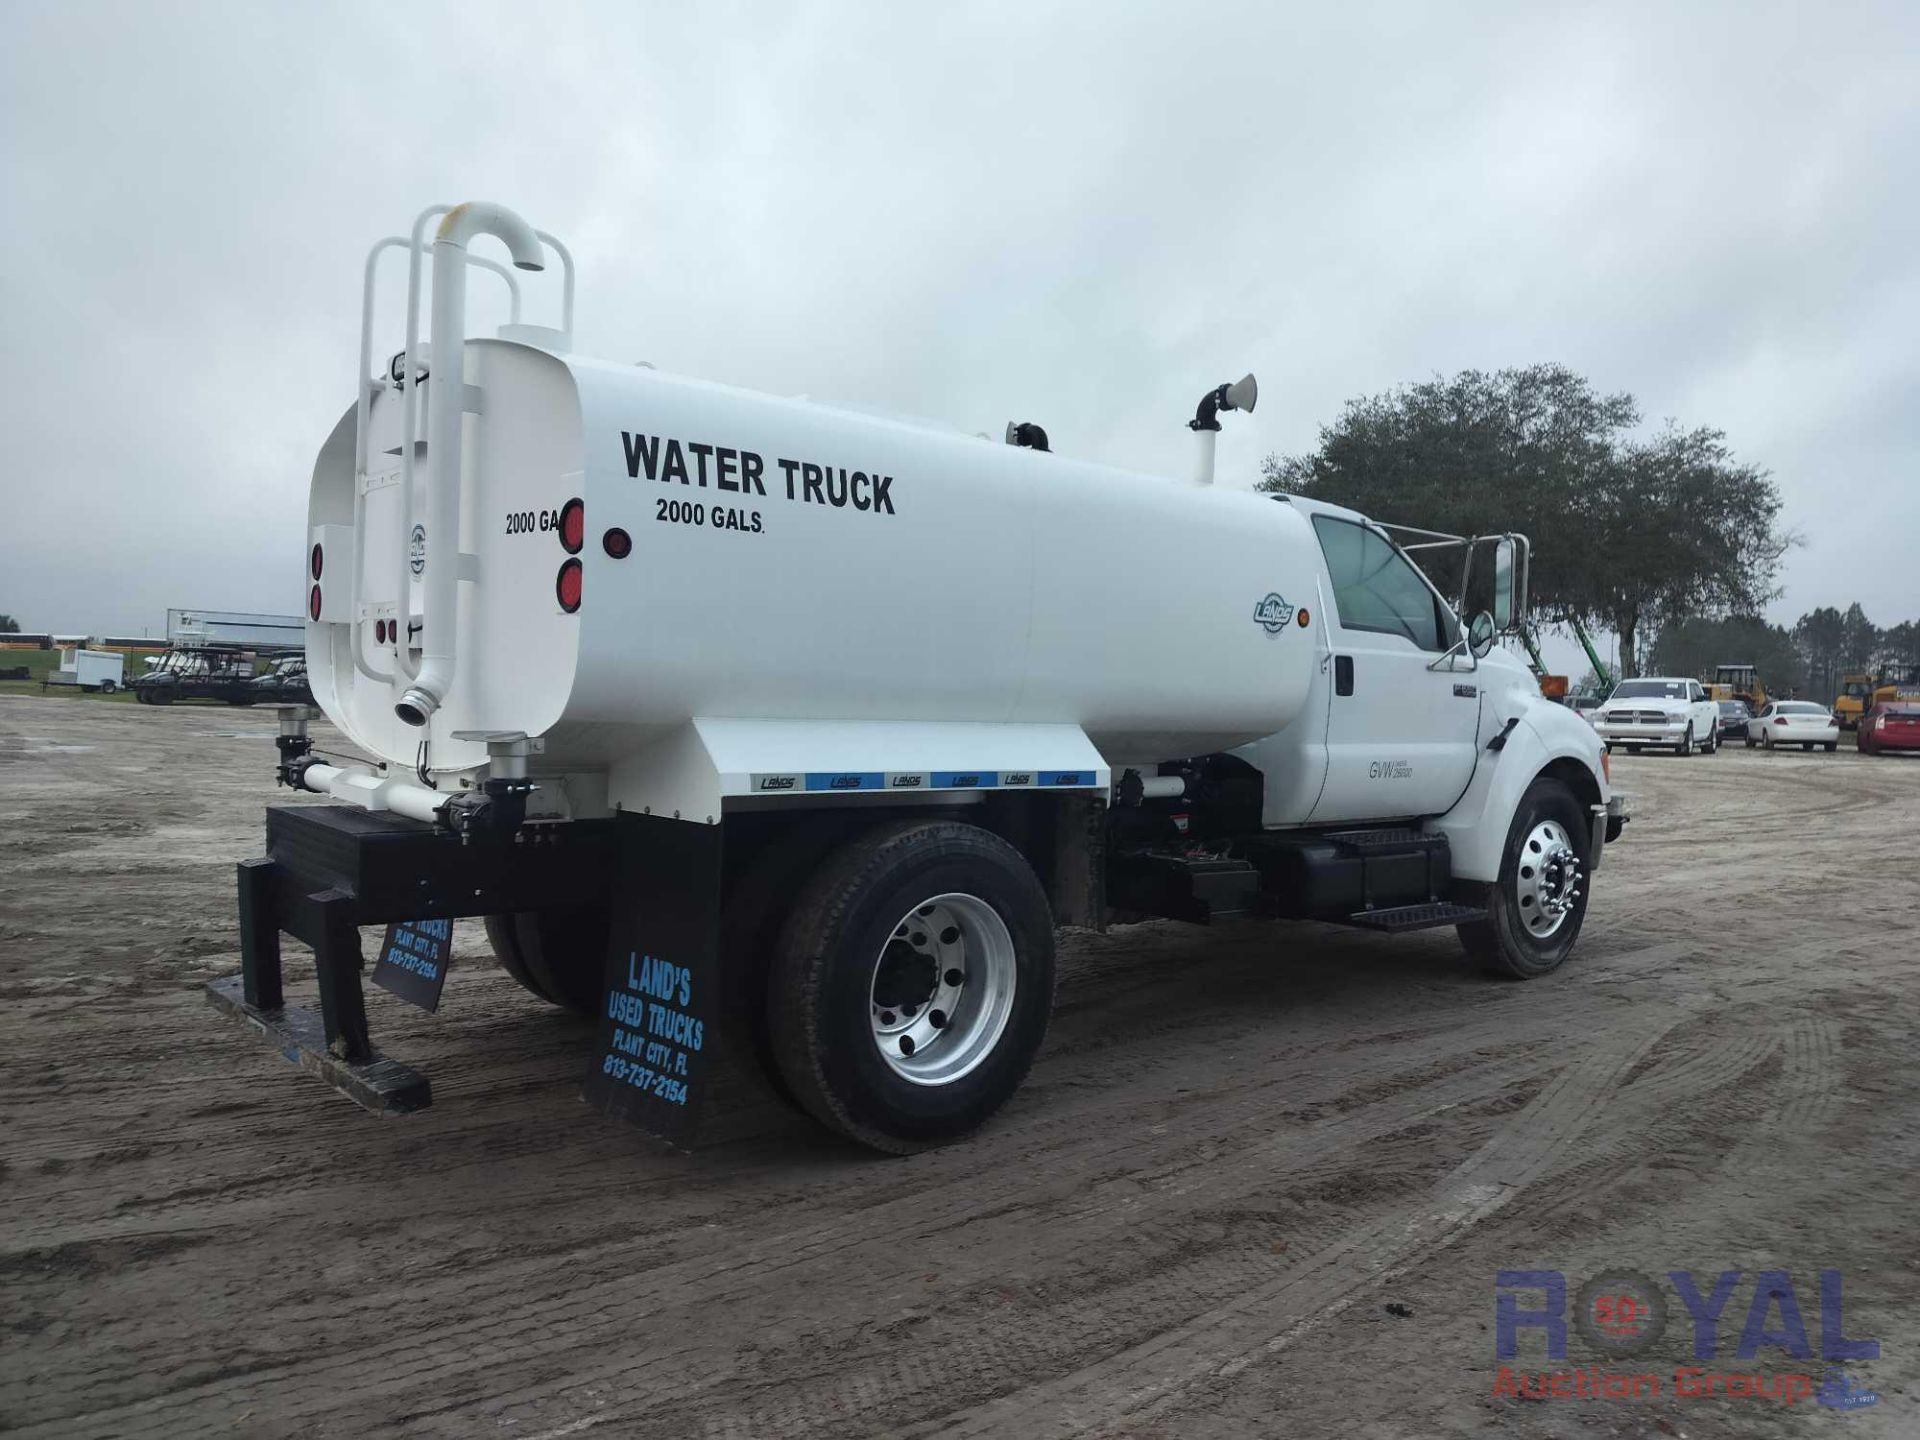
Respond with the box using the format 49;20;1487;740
4;0;1915;665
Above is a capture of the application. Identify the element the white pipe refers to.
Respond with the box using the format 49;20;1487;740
1138;775;1187;800
299;762;450;824
395;205;451;685
1192;428;1217;486
397;202;546;728
534;229;575;340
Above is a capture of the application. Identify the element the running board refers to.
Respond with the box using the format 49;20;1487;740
1345;901;1486;933
206;975;432;1113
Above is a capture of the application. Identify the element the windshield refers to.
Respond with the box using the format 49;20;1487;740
1779;702;1829;715
1610;680;1689;700
1717;701;1747;715
1842;681;1871;698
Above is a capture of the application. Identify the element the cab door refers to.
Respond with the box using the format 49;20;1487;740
1306;514;1482;823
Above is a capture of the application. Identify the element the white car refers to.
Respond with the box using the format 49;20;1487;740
1746;700;1840;752
1593;677;1722;755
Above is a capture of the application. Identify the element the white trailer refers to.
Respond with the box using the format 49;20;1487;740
213;200;1628;1151
45;647;125;693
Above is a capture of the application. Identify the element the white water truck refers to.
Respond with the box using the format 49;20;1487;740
212;200;1629;1152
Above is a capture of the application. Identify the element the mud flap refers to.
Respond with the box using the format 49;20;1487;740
580;812;729;1148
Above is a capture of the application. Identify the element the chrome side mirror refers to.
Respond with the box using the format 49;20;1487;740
1469;611;1496;658
1493;539;1515;631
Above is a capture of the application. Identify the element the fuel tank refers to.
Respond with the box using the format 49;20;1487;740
306;339;1323;777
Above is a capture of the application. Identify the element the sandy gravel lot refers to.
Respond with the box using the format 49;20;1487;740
2;696;1916;1438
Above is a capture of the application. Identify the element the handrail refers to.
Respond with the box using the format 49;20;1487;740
534;229;576;340
352;236;523;684
395;202;546;727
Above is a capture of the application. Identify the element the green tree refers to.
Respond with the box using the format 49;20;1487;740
1880;620;1920;672
1262;368;1789;678
1651;615;1806;696
0;614;20;634
1836;602;1879;673
1794;606;1846;701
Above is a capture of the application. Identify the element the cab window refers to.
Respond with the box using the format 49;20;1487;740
1312;515;1455;652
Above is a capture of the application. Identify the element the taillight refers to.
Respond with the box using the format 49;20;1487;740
374;618;388;644
602;527;632;559
308;585;322;621
559;497;585;555
556;558;582;613
310;543;324;581
1774;716;1788;726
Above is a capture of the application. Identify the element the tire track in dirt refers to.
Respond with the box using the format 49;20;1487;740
909;1017;1680;1440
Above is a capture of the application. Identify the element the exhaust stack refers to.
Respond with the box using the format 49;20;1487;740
1188;373;1258;486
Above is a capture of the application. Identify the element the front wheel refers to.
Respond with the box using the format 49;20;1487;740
1824;742;1838;753
1457;777;1591;979
768;819;1055;1153
1676;725;1694;756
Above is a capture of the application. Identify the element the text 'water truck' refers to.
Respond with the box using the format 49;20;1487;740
211;201;1630;1152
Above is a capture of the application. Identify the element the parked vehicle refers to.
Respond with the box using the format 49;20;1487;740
1857;701;1920;756
1566;696;1603;727
1593;677;1721;755
1715;699;1751;743
250;656;313;706
42;647;125;694
132;646;260;706
1745;700;1840;751
1709;663;1769;714
210;199;1627;1154
1832;673;1875;731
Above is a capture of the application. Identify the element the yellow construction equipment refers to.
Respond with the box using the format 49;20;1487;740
1709;664;1769;713
1833;672;1875;731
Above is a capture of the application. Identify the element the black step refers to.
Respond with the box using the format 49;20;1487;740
1346;900;1487;933
1323;828;1433;852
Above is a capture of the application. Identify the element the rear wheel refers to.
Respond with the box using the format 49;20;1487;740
484;903;609;1014
1457;777;1591;979
768;819;1055;1153
1824;742;1838;753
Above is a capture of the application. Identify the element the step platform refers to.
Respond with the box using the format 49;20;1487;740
1345;900;1487;933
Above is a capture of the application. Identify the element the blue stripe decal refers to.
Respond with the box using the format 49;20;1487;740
805;772;886;792
1040;770;1095;787
931;771;999;789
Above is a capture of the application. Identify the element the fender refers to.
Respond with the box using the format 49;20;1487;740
1424;697;1610;883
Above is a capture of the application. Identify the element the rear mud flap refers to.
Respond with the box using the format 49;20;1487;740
580;813;724;1146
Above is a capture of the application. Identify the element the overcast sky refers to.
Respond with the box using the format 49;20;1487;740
3;1;1915;673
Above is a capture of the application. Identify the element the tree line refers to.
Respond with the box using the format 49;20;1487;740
1649;606;1920;702
1261;364;1792;679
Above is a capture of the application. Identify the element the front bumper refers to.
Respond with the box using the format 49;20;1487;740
1590;793;1630;869
1596;723;1687;746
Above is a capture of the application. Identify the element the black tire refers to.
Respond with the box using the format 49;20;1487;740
1743;731;1755;747
1825;742;1838;753
719;821;860;1111
149;687;173;706
100;680;117;694
1675;724;1693;757
483;903;609;1014
1457;777;1591;979
767;819;1055;1154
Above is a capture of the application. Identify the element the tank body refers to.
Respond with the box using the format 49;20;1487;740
308;340;1323;774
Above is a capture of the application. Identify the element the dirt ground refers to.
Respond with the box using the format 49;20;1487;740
2;696;1916;1439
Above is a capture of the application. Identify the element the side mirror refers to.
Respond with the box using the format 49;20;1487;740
1492;538;1515;631
1469;611;1496;658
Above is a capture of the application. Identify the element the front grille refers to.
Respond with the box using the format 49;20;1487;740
1606;710;1672;725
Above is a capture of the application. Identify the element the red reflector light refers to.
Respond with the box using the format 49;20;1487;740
602;527;632;559
375;618;388;643
310;543;324;580
308;586;322;621
556;558;583;613
559;498;585;554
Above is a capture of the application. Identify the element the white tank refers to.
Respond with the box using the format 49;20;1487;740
308;337;1323;780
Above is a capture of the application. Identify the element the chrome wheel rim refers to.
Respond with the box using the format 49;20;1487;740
869;893;1016;1086
1514;820;1581;939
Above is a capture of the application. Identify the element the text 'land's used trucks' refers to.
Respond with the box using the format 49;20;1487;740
212;201;1629;1152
